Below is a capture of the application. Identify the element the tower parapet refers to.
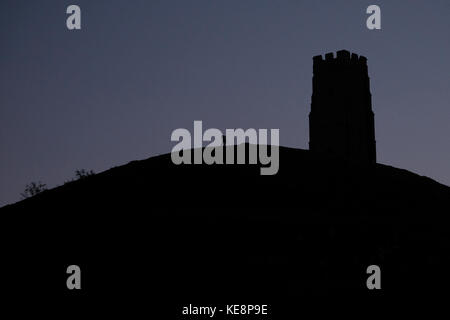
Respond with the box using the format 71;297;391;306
313;50;368;79
309;50;376;163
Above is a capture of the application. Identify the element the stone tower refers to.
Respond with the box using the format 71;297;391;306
309;50;376;163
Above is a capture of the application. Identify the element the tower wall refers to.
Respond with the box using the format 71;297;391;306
309;50;376;163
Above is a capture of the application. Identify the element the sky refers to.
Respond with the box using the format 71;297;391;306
1;0;450;206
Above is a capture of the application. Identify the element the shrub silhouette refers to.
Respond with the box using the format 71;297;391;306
75;169;95;180
64;169;95;185
21;181;47;199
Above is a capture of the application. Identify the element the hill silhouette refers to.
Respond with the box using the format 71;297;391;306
2;145;450;311
3;145;449;212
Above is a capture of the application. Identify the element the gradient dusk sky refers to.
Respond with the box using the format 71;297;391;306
1;0;450;206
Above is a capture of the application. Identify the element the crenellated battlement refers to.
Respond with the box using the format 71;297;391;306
313;50;367;67
312;49;368;77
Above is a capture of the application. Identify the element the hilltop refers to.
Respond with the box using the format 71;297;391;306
2;145;450;305
3;145;449;213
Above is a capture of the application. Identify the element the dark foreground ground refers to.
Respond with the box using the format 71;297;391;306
2;145;450;316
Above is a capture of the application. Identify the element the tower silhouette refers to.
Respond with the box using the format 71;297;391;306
309;50;376;163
